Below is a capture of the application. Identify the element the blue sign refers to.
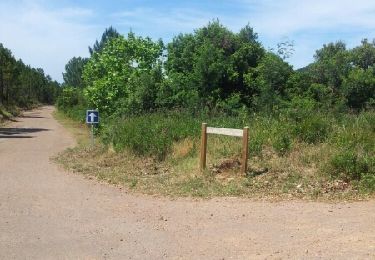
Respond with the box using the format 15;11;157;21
86;110;99;124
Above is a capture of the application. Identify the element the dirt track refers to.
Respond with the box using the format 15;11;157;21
0;106;374;259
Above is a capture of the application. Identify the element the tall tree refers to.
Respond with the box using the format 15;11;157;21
350;39;375;70
310;41;350;93
88;26;120;55
83;32;164;115
0;43;59;108
163;20;265;109
343;68;375;109
62;57;89;88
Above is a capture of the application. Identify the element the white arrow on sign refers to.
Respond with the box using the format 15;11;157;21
88;112;97;122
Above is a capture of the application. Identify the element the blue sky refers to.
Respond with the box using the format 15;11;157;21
0;0;375;82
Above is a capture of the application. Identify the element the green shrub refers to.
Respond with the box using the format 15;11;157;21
329;150;374;181
272;131;292;156
359;174;375;193
63;105;87;123
283;97;317;123
293;114;331;144
57;86;88;123
330;111;374;152
327;110;374;188
57;87;80;110
104;112;200;160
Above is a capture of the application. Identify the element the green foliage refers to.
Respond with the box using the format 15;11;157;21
57;87;80;109
57;25;375;198
0;43;59;108
327;111;375;185
62;57;88;88
343;68;375;110
89;26;120;56
359;174;375;193
311;41;350;90
272;129;292;156
102;112;200;160
245;52;293;111
83;33;163;115
164;20;265;110
282;97;317;121
350;39;375;69
277;98;331;144
61;23;375;121
293;114;331;144
56;86;87;122
330;150;374;182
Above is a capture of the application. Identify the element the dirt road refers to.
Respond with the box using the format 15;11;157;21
0;106;374;259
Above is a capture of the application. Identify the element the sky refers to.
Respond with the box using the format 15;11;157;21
0;0;375;82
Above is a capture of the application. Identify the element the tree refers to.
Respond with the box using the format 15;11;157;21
0;43;59;108
0;44;15;104
311;41;350;91
83;33;164;115
88;26;120;55
62;57;89;88
244;52;293;110
164;20;265;110
350;39;375;70
343;68;375;109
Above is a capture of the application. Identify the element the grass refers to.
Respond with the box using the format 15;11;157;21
53;110;91;146
53;109;375;200
0;105;20;124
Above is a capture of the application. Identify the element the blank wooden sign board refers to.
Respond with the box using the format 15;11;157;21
200;123;249;174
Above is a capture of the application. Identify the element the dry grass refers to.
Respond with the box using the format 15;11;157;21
53;110;90;146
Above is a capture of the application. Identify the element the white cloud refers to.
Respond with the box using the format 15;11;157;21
0;1;99;82
241;0;375;37
112;7;216;40
233;0;375;67
1;0;374;81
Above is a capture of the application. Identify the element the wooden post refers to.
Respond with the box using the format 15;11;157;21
200;123;207;171
241;127;249;175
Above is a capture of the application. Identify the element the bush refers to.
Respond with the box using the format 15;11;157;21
329;111;374;152
359;174;375;193
103;112;200;160
329;150;373;181
293;114;331;144
281;97;332;144
57;86;88;122
327;110;375;190
57;86;80;110
272;131;292;156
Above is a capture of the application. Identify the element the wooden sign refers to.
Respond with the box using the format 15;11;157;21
206;127;243;137
200;123;249;174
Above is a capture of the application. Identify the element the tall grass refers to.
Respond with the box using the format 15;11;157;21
327;111;375;191
61;103;375;193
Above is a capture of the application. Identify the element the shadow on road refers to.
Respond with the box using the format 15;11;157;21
19;115;45;119
0;128;49;139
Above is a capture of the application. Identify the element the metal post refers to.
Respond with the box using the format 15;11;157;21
91;124;94;147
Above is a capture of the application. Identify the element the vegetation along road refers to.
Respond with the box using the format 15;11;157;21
0;106;373;259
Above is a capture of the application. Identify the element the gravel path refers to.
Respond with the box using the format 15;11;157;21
0;106;374;259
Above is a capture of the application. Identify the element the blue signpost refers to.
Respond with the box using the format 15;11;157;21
86;110;99;124
86;110;99;146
